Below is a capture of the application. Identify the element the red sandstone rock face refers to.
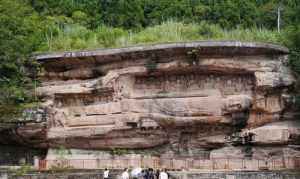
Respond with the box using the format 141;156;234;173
11;41;300;159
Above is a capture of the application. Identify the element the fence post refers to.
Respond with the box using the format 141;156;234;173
185;159;188;170
171;159;174;169
226;158;229;170
68;160;70;169
296;157;300;169
38;159;46;171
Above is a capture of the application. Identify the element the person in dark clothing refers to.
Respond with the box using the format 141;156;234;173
144;168;150;179
148;168;154;179
155;169;160;179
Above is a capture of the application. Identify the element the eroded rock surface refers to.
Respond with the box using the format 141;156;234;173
8;41;300;161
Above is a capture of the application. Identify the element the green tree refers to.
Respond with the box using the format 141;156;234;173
0;0;43;122
29;0;102;29
101;0;144;29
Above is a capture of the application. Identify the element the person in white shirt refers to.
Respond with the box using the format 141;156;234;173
159;169;168;179
121;168;129;179
103;168;109;179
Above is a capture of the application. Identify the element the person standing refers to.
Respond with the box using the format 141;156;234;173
148;168;154;179
144;169;150;179
139;169;145;179
155;169;160;179
122;168;129;179
181;167;187;179
159;169;168;179
103;168;109;179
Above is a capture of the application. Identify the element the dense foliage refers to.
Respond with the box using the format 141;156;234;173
27;0;299;29
0;0;299;121
0;0;43;121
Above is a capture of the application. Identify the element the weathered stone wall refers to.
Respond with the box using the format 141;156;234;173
134;73;254;96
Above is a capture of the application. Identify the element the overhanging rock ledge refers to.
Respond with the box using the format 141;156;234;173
6;41;300;169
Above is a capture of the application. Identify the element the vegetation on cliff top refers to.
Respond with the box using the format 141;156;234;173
41;21;283;52
0;0;300;122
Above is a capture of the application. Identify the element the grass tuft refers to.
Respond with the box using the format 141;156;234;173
40;20;283;52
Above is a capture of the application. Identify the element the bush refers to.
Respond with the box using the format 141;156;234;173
48;160;73;173
110;148;128;156
95;26;128;47
283;25;300;75
197;21;222;38
15;163;33;176
72;11;88;26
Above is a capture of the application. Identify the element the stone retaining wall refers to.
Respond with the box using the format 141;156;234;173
1;171;300;179
170;171;300;179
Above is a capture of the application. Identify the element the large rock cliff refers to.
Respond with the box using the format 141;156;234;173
5;41;300;162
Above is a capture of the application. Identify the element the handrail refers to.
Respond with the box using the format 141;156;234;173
39;157;300;171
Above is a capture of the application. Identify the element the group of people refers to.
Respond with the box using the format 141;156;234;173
103;168;169;179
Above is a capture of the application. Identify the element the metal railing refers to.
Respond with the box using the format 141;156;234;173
38;157;300;171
